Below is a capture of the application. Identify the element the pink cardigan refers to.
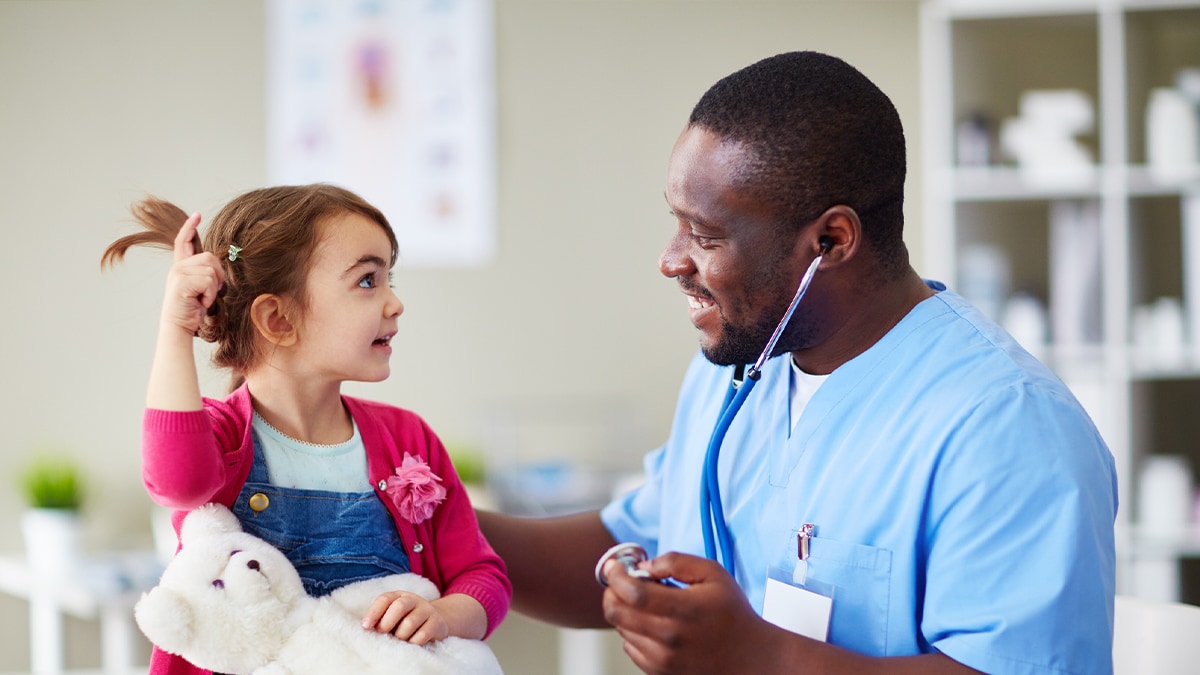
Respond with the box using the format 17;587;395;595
142;385;510;674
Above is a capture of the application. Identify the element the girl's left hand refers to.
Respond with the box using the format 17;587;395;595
362;590;449;646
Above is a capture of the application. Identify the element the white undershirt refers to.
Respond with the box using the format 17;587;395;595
789;358;830;431
251;412;370;491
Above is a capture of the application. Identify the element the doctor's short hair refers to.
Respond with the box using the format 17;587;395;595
102;184;397;382
689;50;907;276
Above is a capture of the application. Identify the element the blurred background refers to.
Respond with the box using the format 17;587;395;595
0;2;922;671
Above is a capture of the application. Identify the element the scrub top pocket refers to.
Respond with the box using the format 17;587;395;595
805;537;893;656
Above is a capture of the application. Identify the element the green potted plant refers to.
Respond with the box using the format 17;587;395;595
18;452;84;579
21;454;83;510
446;441;496;511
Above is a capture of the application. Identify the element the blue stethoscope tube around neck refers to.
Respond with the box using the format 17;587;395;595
701;252;824;576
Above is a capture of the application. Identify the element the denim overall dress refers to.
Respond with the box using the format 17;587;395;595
230;433;411;597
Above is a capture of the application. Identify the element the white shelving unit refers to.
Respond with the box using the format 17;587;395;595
920;0;1200;601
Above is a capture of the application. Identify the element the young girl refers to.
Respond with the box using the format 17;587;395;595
102;185;510;674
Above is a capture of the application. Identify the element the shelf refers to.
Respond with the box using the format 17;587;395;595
1125;0;1200;12
1019;342;1200;380
1129;359;1200;380
945;165;1200;201
0;552;160;619
1119;524;1200;559
935;0;1101;20
1127;165;1200;196
949;166;1101;201
935;0;1200;20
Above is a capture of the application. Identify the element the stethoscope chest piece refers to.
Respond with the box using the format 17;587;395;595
595;542;653;587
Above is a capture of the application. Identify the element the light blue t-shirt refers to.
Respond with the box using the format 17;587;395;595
251;413;369;492
602;288;1117;674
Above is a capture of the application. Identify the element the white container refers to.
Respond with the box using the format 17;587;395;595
957;243;1010;323
1152;297;1187;369
1146;87;1199;181
1137;455;1193;534
21;508;82;580
1002;292;1048;362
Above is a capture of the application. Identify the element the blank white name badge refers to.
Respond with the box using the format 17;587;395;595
763;562;830;638
762;565;833;641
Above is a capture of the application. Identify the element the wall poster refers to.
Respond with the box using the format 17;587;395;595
268;0;495;267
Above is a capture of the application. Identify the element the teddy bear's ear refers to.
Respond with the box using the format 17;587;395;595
180;503;244;546
134;586;193;656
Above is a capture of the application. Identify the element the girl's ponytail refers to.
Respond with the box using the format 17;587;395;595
101;197;228;347
101;197;197;269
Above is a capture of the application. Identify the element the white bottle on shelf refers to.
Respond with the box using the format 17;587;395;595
1137;454;1194;535
1146;87;1199;182
957;243;1010;323
1183;193;1200;365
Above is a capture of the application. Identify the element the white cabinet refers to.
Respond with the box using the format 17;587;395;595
919;0;1200;601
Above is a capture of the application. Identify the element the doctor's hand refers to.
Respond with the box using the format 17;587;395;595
601;551;797;675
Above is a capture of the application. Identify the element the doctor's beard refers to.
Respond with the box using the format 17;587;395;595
700;300;817;367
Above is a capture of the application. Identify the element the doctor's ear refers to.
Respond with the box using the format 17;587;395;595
811;205;861;262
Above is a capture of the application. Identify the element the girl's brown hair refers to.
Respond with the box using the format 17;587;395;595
102;184;397;384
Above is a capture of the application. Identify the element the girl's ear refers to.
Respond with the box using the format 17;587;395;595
249;294;297;346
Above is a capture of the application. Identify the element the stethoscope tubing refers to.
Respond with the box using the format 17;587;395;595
700;253;823;577
701;372;757;570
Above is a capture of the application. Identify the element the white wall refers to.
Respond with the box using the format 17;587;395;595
0;0;921;671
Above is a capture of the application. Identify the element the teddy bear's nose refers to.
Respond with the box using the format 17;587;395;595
247;559;260;571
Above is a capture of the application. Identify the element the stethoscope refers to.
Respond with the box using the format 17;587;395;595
701;239;828;577
595;239;828;587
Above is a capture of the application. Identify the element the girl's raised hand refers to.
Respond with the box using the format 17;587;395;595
161;212;225;336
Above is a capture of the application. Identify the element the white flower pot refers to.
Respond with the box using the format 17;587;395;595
21;508;82;580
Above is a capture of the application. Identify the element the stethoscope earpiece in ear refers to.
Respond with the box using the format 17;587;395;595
819;235;834;254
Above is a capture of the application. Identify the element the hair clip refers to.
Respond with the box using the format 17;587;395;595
227;244;243;262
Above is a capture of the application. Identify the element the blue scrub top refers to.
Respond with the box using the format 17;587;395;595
602;288;1117;675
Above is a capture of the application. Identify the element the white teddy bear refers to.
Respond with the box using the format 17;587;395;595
134;503;503;675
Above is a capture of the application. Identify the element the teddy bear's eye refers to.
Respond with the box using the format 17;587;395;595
212;579;224;589
230;549;242;557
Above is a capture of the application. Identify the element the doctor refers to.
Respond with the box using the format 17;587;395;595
477;51;1117;675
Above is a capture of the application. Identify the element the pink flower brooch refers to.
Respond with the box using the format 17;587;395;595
385;454;447;524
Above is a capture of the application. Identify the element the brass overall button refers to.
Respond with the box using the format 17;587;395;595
248;492;270;512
